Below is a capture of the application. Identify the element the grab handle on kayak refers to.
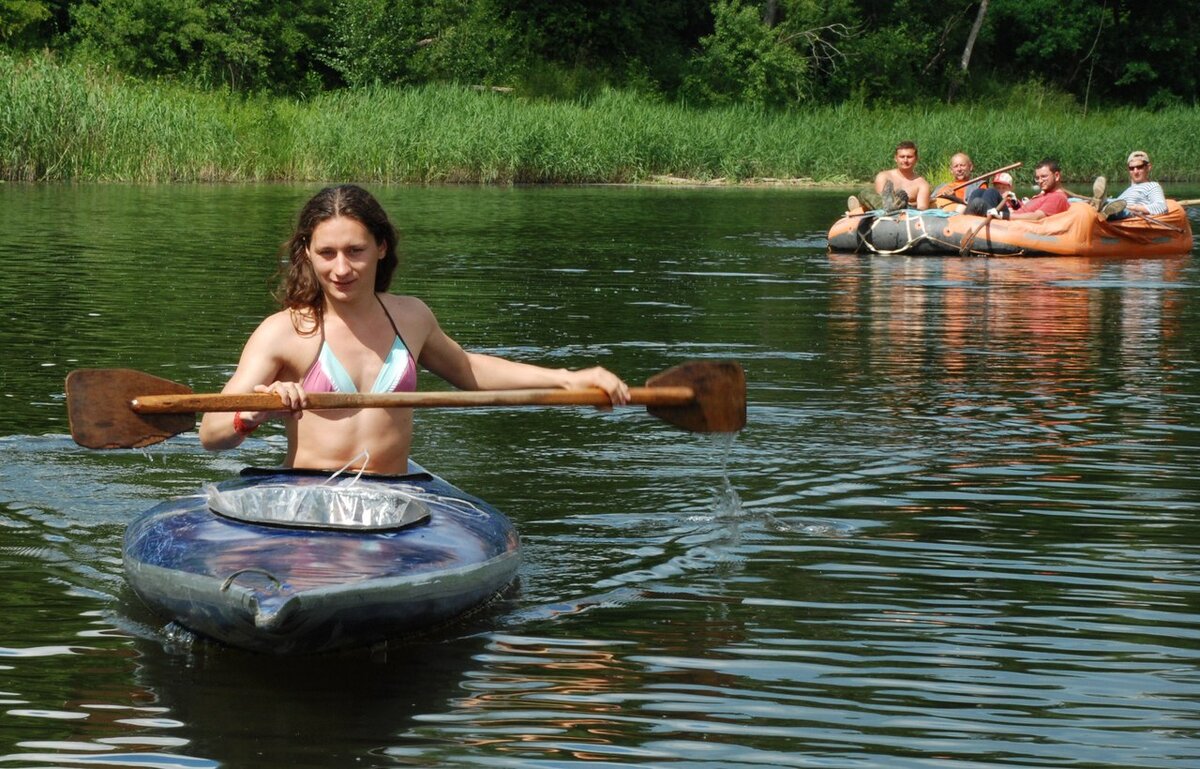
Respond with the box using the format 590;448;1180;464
221;568;283;592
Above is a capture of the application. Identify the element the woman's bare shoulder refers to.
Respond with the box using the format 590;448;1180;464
380;293;432;312
255;307;316;333
379;293;437;325
247;309;316;345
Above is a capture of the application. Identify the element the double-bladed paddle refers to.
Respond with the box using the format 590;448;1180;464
65;360;747;449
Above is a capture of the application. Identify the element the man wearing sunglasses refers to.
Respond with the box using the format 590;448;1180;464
1097;151;1166;220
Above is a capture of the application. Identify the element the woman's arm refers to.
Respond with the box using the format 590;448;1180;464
198;314;307;450
413;299;630;404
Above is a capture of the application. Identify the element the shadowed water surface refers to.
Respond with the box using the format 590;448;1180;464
1;183;1199;767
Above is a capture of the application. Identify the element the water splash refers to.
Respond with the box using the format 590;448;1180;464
710;432;744;519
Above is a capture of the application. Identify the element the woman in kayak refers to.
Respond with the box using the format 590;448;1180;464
198;184;629;474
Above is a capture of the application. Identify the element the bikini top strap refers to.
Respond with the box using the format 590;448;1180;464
374;293;412;353
300;308;326;379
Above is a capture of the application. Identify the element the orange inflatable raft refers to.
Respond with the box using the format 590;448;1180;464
828;201;1193;257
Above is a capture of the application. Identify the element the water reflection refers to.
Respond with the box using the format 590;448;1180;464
2;185;1200;768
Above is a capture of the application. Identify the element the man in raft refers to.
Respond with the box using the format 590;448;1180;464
981;158;1069;221
847;140;931;213
933;152;984;203
874;140;931;210
1095;150;1162;220
963;171;1019;216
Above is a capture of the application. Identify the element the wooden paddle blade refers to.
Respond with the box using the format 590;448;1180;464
645;361;746;433
66;369;196;449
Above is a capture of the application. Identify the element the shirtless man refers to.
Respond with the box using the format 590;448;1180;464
874;140;931;210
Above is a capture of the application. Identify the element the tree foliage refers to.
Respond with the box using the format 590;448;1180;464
68;0;330;92
682;0;809;108
322;0;516;89
3;0;1196;108
1;0;52;45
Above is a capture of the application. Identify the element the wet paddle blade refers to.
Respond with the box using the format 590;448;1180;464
645;360;746;433
66;369;196;449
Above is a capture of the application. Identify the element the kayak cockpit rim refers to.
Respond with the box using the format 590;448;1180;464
206;466;441;532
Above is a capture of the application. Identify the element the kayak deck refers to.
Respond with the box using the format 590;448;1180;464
123;462;521;654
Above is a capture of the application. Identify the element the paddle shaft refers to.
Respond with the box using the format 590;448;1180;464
132;387;695;414
950;161;1022;192
960;217;992;256
1124;207;1186;233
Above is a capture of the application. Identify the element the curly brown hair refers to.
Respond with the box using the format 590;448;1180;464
276;185;399;332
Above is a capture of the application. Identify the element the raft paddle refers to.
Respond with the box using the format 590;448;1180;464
1123;208;1186;233
953;161;1022;191
935;161;1023;202
65;361;747;449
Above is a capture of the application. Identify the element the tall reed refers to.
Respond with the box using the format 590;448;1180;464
3;54;1198;184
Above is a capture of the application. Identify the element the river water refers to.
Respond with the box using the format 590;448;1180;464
1;183;1198;768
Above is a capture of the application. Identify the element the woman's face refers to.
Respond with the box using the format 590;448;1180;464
306;216;385;301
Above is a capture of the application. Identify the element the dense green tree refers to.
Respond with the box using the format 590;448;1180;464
69;0;330;92
503;0;711;96
324;0;516;88
805;0;985;103
1;0;52;45
987;0;1198;109
1105;4;1198;108
322;0;417;87
682;0;809;107
1;0;1196;106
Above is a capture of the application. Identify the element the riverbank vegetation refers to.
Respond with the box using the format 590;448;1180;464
3;0;1198;184
4;54;1200;185
7;1;1196;109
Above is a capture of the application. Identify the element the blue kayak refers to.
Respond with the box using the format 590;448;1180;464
123;462;520;654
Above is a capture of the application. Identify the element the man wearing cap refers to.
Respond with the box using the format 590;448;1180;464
989;172;1021;212
963;171;1020;217
1108;151;1166;219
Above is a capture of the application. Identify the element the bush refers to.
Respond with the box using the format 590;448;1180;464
682;0;809;109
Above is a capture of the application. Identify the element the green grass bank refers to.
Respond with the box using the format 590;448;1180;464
4;54;1199;186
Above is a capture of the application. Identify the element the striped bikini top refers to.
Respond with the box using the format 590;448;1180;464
301;296;417;394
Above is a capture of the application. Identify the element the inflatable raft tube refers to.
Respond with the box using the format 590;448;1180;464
828;201;1193;257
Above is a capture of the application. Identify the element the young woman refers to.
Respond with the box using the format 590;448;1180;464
198;185;629;474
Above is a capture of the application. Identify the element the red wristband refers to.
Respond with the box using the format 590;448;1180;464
233;411;259;436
